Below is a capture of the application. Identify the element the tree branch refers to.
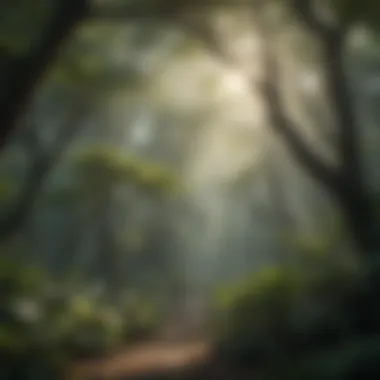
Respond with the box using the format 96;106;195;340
289;0;361;183
290;0;335;37
0;0;243;153
320;32;362;182
0;0;220;153
178;6;340;194
259;36;340;193
0;0;89;150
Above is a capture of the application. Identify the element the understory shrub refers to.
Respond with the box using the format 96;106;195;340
0;258;162;379
211;251;363;368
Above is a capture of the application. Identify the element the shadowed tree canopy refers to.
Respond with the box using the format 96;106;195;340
0;0;380;272
1;0;379;149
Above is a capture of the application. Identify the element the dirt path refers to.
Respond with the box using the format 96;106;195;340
67;300;254;380
67;340;215;380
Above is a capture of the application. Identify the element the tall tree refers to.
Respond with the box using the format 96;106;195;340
258;1;380;254
0;0;190;149
72;146;179;296
0;0;89;148
0;9;142;242
2;0;379;253
168;0;380;255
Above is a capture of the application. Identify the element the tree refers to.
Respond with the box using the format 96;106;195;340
164;0;380;255
0;13;142;243
258;1;380;254
2;0;379;254
0;0;189;149
0;0;89;148
68;146;179;296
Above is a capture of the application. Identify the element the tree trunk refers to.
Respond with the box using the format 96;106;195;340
0;0;88;149
321;32;379;255
337;188;379;255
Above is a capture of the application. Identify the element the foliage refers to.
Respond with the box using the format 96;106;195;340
50;21;141;95
0;257;163;379
263;336;380;380
73;146;181;197
0;256;49;299
279;214;346;256
119;293;165;342
0;177;17;206
211;222;380;378
211;249;361;368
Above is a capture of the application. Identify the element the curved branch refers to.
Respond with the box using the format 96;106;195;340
290;0;341;37
259;36;340;194
0;0;89;150
320;30;361;182
177;5;341;195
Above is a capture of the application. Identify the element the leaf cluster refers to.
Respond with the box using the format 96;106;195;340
73;146;181;197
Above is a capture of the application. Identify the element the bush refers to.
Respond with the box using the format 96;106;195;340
264;336;380;380
119;292;164;342
58;295;124;359
211;258;360;367
0;259;163;379
212;266;302;366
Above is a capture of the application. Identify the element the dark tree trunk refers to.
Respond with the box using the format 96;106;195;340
0;0;88;149
337;187;379;255
321;32;379;255
0;0;192;150
322;33;362;181
258;8;379;256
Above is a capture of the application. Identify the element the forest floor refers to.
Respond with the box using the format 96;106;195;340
68;339;213;380
66;300;258;380
67;339;260;380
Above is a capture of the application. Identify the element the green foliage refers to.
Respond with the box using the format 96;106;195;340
120;294;164;341
59;295;124;358
264;336;380;380
0;258;164;378
280;213;346;257
51;32;140;94
135;161;182;196
212;223;380;377
75;147;141;190
0;257;50;299
0;177;17;205
212;251;361;367
73;146;181;197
